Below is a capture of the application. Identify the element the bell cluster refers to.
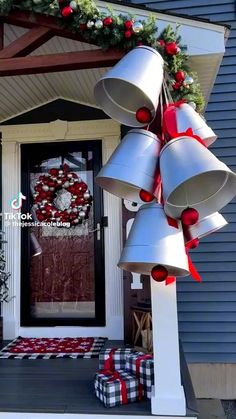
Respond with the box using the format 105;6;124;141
94;46;236;282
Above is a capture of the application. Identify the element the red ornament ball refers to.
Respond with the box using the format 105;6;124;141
187;238;200;249
124;30;132;39
172;82;181;90
151;265;168;282
175;70;185;82
49;168;58;177
136;107;152;124
61;6;73;17
124;20;133;30
158;39;165;47
181;208;199;226
165;42;179;55
103;16;113;26
139;189;154;203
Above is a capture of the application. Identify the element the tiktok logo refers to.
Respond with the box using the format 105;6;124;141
10;192;26;210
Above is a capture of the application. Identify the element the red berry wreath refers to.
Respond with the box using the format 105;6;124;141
33;164;92;227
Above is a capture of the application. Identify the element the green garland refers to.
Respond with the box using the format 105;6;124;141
0;0;205;111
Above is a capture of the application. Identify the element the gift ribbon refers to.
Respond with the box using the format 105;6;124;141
105;370;128;405
103;348;117;371
185;241;202;282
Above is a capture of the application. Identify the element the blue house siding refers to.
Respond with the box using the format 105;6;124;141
131;0;236;362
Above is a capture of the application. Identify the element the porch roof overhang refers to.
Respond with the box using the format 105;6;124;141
0;1;228;123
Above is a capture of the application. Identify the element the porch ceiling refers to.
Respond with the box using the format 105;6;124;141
0;2;227;123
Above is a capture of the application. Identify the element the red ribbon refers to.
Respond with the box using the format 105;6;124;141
105;370;128;405
171;128;206;148
103;348;117;371
165;276;176;285
185;242;202;282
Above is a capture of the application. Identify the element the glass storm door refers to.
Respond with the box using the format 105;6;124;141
21;141;105;326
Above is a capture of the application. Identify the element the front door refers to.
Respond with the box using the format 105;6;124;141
21;140;105;327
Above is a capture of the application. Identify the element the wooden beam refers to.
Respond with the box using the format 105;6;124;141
0;26;54;58
0;49;124;76
2;10;92;44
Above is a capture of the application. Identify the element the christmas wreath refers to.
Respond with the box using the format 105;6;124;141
33;164;92;227
0;0;204;111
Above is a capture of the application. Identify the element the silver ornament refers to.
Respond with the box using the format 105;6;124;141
188;101;197;110
87;20;95;29
56;217;61;222
42;199;48;205
69;180;74;185
67;173;73;179
42;185;49;192
67;209;72;214
33;193;38;199
71;198;76;203
57;180;62;185
42;210;46;214
79;210;86;218
70;0;78;11
58;170;64;175
72;195;77;199
185;76;194;85
95;19;103;29
74;178;79;183
82;205;88;211
83;192;90;200
77;177;82;183
132;21;143;34
51;177;57;181
73;218;79;224
72;208;78;213
63;181;70;188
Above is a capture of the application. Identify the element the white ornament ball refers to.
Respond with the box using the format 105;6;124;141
95;19;103;29
67;209;72;214
63;181;70;188
69;181;74;185
188;101;197;110
79;210;86;218
42;185;49;192
87;20;95;29
132;21;143;34
42;210;46;214
72;195;77;199
77;177;82;183
70;0;78;11
49;187;55;191
56;217;61;222
74;178;79;183
33;193;38;199
57;180;62;185
58;170;64;175
72;208;78;213
185;76;194;85
73;218;79;224
52;177;57;181
67;173;73;179
83;192;90;200
82;205;88;211
42;199;48;205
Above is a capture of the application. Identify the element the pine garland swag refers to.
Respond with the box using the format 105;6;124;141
0;0;205;110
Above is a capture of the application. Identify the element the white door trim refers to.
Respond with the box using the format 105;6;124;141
1;119;124;339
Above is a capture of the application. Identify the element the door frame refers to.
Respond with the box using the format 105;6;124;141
21;139;105;327
1;119;124;339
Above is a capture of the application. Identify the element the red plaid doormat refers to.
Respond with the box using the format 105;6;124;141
0;336;107;359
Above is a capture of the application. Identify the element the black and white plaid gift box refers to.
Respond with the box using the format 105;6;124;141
94;369;141;408
98;348;134;371
125;353;154;399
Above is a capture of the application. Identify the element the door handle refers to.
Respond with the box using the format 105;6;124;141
88;223;101;240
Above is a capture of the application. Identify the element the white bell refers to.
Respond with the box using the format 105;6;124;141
159;136;236;219
185;212;228;242
118;203;190;276
96;129;161;203
94;46;164;127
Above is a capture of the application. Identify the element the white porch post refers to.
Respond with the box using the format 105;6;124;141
150;278;186;416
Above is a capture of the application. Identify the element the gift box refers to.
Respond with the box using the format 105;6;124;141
125;353;154;398
94;369;142;408
98;348;134;371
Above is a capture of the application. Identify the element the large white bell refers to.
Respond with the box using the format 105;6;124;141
164;103;217;146
94;46;164;127
96;129;161;202
118;203;190;276
159;136;236;219
185;212;228;242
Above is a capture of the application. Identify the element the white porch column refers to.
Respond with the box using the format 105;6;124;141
150;278;186;416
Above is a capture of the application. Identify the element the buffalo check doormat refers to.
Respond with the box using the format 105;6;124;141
0;336;107;359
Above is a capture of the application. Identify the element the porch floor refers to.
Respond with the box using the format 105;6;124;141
0;340;151;415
